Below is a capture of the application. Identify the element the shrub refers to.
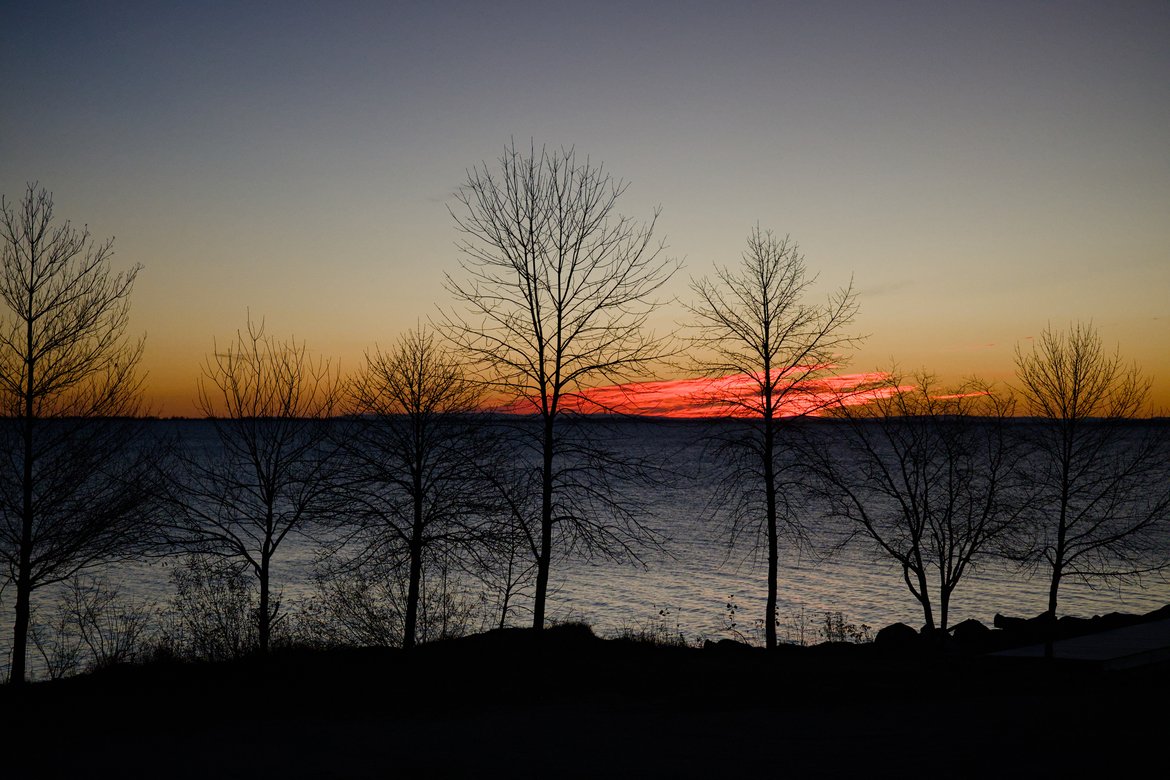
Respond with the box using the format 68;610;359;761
820;611;873;644
30;576;154;678
159;554;259;661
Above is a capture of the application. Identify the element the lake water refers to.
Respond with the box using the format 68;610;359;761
549;418;1170;640
3;418;1168;678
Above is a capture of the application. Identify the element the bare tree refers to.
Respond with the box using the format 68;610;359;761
166;317;339;654
804;373;1024;632
0;184;154;684
444;141;678;629
334;327;493;648
686;227;859;648
1013;322;1170;619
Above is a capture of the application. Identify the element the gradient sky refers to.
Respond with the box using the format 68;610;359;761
3;1;1167;416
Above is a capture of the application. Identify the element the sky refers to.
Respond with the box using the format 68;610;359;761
2;0;1168;416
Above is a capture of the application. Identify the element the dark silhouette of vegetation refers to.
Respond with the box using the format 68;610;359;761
331;327;492;648
164;317;339;655
444;141;678;629
686;227;859;648
1013;322;1170;619
159;554;260;661
805;373;1024;631
29;575;154;678
0;184;155;684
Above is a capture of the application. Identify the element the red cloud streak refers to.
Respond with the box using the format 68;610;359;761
492;370;907;418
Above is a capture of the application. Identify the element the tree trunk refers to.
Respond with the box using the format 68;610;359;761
532;504;553;630
905;563;934;632
920;580;935;632
404;515;424;649
11;449;34;683
259;554;271;655
10;560;31;685
1048;436;1072;621
1047;565;1062;619
1047;494;1068;620
532;416;555;630
11;321;37;684
1043;452;1072;660
939;585;950;633
1044;561;1063;660
764;415;778;650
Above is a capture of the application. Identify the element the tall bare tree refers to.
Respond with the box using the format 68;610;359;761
687;227;859;648
444;141;678;629
336;327;492;648
804;374;1024;632
0;184;153;684
1013;322;1170;619
166;317;339;654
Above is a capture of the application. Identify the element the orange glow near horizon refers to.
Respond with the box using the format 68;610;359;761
492;370;907;418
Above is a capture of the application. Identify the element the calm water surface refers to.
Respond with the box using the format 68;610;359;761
4;418;1168;677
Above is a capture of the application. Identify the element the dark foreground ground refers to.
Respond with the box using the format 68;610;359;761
4;621;1167;779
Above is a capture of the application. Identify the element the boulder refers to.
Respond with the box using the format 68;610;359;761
874;622;919;653
949;619;991;651
993;611;1054;644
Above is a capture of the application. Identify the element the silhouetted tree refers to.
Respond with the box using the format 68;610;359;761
805;373;1024;632
686;227;859;648
1013;323;1170;619
165;317;339;655
0;184;154;684
334;327;492;648
444;141;677;629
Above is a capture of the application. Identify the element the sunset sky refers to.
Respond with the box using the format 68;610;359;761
2;1;1167;416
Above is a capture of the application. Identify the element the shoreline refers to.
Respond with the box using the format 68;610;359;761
6;613;1168;777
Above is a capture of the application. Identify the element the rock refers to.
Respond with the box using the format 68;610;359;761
993;613;1025;631
951;618;989;639
874;622;919;652
993;611;1054;644
1147;603;1170;621
950;619;991;651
